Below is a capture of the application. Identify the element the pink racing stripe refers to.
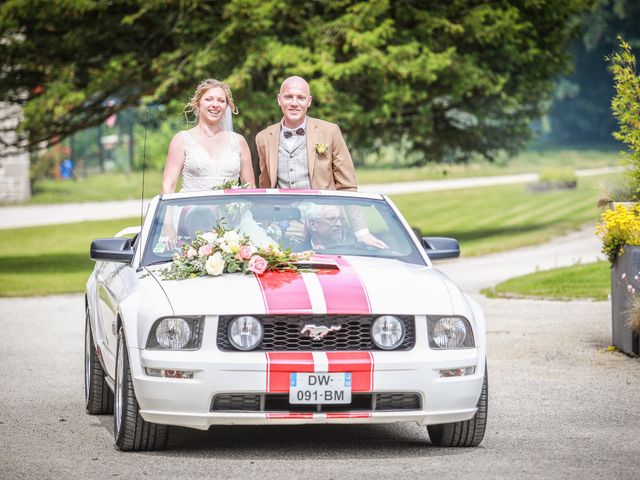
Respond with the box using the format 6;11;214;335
313;255;371;314
256;271;313;314
224;188;267;194
325;412;371;419
277;188;321;194
266;352;314;393
267;413;314;420
326;352;374;392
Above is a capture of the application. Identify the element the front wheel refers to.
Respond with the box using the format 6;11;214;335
84;306;113;415
114;327;168;451
427;366;488;447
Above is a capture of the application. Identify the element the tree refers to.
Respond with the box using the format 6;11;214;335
609;37;640;198
1;0;593;165
546;0;640;145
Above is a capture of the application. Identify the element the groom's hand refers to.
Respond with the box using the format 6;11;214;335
357;232;388;250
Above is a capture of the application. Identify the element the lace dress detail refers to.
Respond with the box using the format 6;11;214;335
179;131;241;192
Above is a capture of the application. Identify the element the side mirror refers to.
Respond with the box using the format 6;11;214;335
422;236;460;260
90;238;134;263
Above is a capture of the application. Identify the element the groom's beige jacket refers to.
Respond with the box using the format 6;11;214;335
256;116;357;191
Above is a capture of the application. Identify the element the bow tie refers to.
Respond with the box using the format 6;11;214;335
283;127;305;139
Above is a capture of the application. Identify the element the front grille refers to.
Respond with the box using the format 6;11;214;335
211;393;422;412
217;315;415;351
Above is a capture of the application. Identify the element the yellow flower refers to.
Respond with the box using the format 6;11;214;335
315;143;328;156
595;203;640;263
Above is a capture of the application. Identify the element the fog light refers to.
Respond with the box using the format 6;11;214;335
228;316;264;351
145;368;193;379
438;366;476;378
371;315;405;350
162;369;193;379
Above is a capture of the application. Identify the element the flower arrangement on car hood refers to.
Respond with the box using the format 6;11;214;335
159;223;311;280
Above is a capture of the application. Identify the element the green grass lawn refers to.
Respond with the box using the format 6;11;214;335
482;261;611;301
390;174;610;256
357;146;620;184
28;171;164;204
0;217;139;296
20;147;620;205
0;173;616;297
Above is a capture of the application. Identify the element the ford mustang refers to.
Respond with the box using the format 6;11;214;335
85;189;487;451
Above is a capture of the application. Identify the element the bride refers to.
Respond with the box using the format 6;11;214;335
161;79;255;193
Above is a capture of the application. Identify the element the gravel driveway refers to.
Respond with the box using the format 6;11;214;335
1;291;638;480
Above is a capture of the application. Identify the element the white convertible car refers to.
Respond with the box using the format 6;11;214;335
85;189;487;451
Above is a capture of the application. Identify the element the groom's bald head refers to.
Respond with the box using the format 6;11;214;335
278;76;312;128
279;76;311;95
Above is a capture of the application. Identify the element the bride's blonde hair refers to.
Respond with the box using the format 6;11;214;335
184;78;238;123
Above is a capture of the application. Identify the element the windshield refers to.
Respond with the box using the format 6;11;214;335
142;194;425;267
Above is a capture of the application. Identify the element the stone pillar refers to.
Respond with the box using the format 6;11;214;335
0;103;31;202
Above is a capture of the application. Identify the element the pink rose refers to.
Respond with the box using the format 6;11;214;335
238;245;255;260
248;255;268;275
198;244;213;257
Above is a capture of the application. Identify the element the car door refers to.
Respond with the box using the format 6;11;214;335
98;262;135;379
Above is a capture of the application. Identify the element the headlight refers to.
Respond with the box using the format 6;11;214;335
228;316;264;351
146;316;204;350
428;316;474;349
371;315;405;350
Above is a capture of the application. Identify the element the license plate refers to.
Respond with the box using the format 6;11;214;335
289;372;352;404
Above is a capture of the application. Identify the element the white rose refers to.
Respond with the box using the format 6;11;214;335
205;252;225;276
186;247;197;259
200;232;218;244
218;240;233;254
223;230;240;244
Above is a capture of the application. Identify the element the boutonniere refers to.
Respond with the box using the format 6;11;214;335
315;143;328;156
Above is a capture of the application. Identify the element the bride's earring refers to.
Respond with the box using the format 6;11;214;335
232;106;239;115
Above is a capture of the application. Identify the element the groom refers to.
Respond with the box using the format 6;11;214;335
256;75;355;191
256;76;386;248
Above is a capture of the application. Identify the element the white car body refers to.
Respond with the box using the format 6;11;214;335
85;189;487;450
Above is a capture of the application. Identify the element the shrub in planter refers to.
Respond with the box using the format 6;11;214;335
596;203;640;354
595;203;640;264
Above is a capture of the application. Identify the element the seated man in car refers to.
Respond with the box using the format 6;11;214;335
303;204;356;251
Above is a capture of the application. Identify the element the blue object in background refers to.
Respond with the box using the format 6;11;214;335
60;159;75;179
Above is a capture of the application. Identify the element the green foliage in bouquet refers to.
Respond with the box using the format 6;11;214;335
159;223;311;280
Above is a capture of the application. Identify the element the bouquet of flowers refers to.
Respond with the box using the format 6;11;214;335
159;223;311;280
211;179;251;190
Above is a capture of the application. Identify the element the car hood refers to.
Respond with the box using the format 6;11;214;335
146;255;466;316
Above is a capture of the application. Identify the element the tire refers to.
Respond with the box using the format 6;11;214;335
427;366;488;447
114;327;168;451
85;306;113;415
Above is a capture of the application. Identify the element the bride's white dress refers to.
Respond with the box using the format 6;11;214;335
179;130;240;191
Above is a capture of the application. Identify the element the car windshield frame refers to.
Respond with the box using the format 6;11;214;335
140;193;426;268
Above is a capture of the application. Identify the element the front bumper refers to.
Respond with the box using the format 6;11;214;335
131;345;485;430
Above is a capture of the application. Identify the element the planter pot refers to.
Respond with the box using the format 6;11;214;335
611;245;640;355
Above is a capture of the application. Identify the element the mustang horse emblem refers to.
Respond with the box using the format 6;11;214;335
301;324;342;341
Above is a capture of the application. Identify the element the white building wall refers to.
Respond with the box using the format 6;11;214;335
0;103;31;202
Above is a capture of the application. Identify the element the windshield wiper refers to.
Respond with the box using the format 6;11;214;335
144;259;172;267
